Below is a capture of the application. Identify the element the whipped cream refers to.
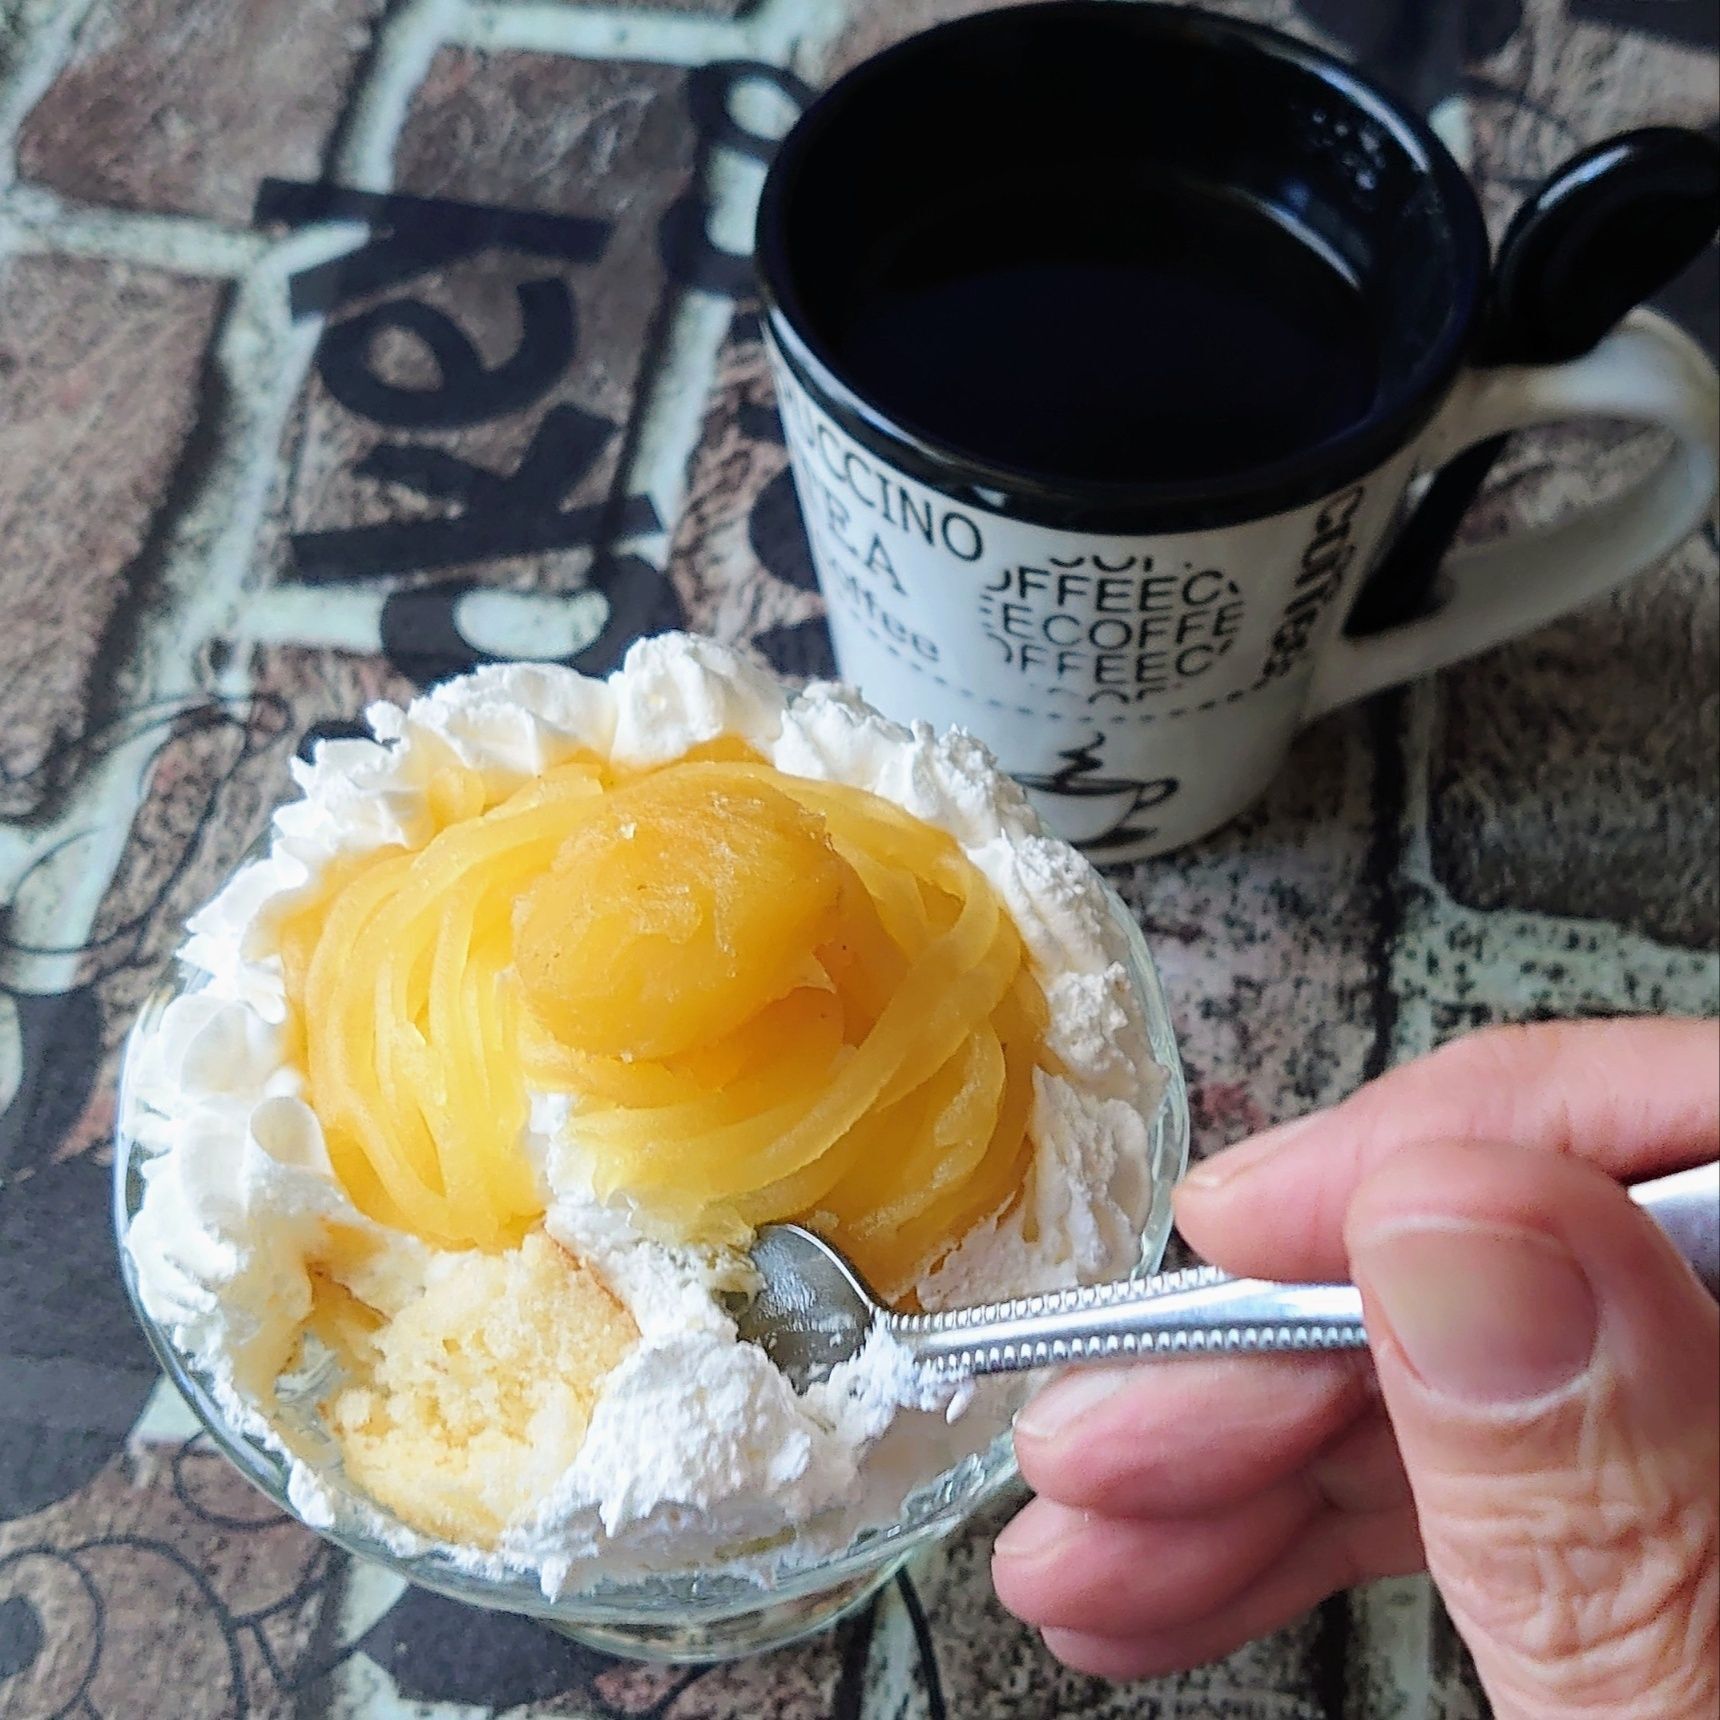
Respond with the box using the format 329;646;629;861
124;634;1169;1593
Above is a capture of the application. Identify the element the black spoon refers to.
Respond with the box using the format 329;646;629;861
1347;125;1720;638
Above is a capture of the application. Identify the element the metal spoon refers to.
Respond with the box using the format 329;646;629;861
739;1162;1720;1391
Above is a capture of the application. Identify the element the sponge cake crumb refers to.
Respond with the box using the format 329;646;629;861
319;1230;638;1546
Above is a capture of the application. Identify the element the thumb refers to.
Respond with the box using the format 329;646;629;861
1346;1139;1719;1720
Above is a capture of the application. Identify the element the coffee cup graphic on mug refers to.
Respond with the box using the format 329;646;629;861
754;2;1720;859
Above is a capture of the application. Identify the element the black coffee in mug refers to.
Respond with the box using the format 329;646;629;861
756;3;1720;857
832;177;1381;484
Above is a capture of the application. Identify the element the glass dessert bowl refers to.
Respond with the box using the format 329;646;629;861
112;637;1189;1663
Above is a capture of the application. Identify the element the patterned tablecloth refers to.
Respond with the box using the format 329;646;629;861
1;0;1715;1714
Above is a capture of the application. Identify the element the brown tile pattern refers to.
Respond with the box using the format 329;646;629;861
16;0;386;222
0;256;221;819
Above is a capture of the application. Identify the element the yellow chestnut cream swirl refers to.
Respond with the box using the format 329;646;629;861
278;750;1050;1300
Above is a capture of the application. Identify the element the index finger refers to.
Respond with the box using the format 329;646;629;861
1175;1017;1720;1283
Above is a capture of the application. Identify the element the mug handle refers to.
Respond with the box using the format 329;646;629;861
1305;308;1719;720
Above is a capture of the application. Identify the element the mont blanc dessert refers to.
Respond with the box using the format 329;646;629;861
124;635;1166;1593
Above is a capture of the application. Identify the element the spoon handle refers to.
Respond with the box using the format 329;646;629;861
890;1267;1368;1376
890;1162;1718;1379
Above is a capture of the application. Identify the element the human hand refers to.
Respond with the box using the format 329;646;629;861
993;1018;1719;1717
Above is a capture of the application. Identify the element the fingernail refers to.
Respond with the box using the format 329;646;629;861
1181;1112;1322;1193
1355;1222;1599;1406
993;1505;1070;1563
1014;1367;1132;1444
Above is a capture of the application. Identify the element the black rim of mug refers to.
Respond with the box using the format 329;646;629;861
753;0;1492;534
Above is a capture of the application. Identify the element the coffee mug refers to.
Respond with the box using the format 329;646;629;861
755;2;1720;858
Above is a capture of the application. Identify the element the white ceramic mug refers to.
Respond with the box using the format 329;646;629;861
755;5;1720;858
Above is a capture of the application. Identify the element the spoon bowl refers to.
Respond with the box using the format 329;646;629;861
736;1224;878;1391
